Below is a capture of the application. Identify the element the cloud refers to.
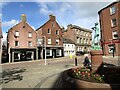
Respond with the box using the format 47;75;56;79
39;3;53;15
2;31;7;41
36;2;112;29
2;19;19;27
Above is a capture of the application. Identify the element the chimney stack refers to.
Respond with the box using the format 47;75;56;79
21;14;26;22
49;14;56;21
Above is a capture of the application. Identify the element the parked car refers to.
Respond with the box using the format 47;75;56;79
76;51;85;56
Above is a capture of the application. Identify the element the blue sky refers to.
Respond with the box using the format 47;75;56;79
1;1;115;41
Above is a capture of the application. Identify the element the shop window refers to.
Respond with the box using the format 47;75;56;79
46;49;52;56
56;49;61;56
14;52;20;60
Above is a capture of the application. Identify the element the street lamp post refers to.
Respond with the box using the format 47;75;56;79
43;36;46;65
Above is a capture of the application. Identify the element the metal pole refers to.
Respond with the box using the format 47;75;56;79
44;36;47;65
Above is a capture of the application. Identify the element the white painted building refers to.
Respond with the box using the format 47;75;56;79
63;38;75;56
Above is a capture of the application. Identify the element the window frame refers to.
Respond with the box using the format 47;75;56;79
110;6;116;15
28;32;32;38
15;31;19;37
28;41;32;47
111;18;117;27
15;41;19;46
48;38;51;44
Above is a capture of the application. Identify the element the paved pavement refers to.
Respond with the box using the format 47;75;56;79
0;55;120;89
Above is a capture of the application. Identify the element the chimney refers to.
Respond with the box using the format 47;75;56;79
67;24;72;30
21;14;26;22
49;14;56;21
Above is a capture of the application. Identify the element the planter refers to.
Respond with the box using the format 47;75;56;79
90;50;103;72
62;69;119;89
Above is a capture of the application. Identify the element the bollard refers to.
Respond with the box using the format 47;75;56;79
75;57;77;66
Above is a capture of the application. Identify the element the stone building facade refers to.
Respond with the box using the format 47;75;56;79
98;1;120;56
7;14;37;63
36;14;64;59
63;38;75;56
63;24;92;54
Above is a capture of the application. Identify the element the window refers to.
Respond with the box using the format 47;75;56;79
56;30;59;35
112;31;118;39
80;31;83;35
48;29;51;34
15;31;19;37
46;49;52;56
108;44;115;53
110;6;116;15
28;32;32;37
14;52;20;60
37;38;42;45
84;39;86;44
80;38;82;43
56;39;59;44
77;37;79;43
28;41;32;47
15;41;19;46
56;49;61;56
52;23;55;27
48;38;51;44
111;18;117;27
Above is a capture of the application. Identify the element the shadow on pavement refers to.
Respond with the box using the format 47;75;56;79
0;67;26;84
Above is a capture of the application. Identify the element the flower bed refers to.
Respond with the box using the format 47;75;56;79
67;64;120;84
68;67;105;83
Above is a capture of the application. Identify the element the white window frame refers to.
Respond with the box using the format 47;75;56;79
15;31;19;37
28;32;32;37
111;18;117;27
37;38;42;45
46;49;52;56
112;31;118;39
110;6;116;15
56;49;61;56
28;41;32;47
15;41;19;46
48;38;51;44
56;39;59;45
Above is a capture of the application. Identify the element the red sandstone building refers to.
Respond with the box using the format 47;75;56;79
36;14;64;59
0;19;3;63
98;1;120;56
63;24;92;54
7;14;37;63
